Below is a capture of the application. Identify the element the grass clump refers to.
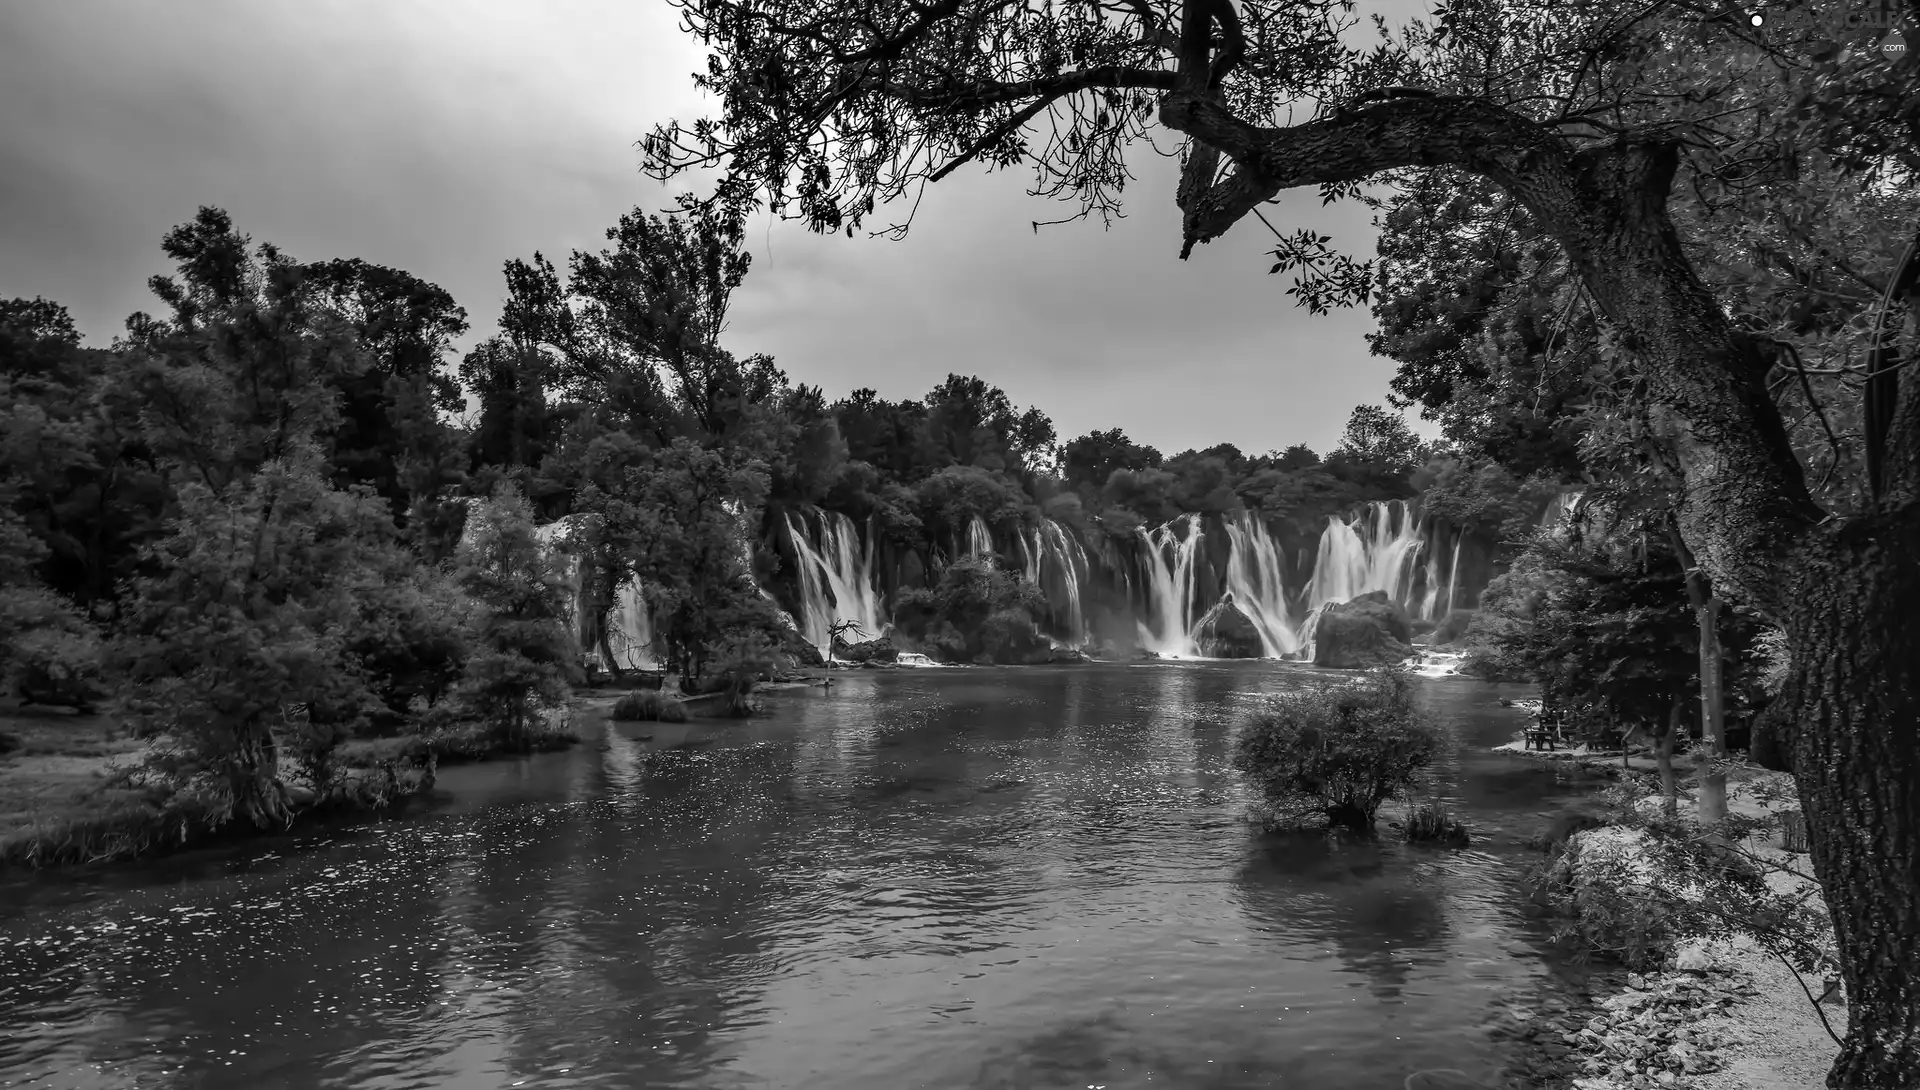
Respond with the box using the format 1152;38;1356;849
611;690;689;723
1403;799;1471;846
1232;667;1437;832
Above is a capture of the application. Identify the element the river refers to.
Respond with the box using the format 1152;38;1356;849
0;663;1602;1090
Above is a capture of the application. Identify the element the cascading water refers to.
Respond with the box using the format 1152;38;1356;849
1220;511;1304;656
526;516;658;669
725;498;804;633
603;581;657;669
1307;500;1428;612
1136;514;1205;657
1021;519;1089;646
1418;529;1465;621
785;509;887;655
1441;533;1462;617
966;515;994;558
1538;490;1586;535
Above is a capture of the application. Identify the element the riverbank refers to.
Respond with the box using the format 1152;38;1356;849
0;676;842;871
1499;748;1842;1089
0;707;574;870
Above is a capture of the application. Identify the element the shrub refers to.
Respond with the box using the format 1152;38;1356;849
1528;774;1835;975
1231;667;1435;830
1404;800;1471;846
611;689;689;723
708;631;778;717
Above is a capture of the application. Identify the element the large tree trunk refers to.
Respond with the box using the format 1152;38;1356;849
1781;513;1920;1088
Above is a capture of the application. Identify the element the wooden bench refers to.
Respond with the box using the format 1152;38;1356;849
1524;717;1562;751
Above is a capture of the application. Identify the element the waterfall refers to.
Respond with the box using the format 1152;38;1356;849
966;515;994;558
1307;500;1428;612
1419;535;1443;620
1442;532;1463;616
1220;511;1304;656
726;499;805;633
1136;514;1205;657
1418;529;1465;620
1538;490;1586;534
604;579;657;669
785;509;886;654
525;517;658;669
1021;519;1089;645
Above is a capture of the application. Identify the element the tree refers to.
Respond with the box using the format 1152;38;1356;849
645;5;1920;1079
1232;668;1435;829
1329;404;1424;480
450;487;576;747
618;440;788;691
124;208;363;493
0;298;168;612
1061;427;1163;496
112;450;399;825
891;554;1049;663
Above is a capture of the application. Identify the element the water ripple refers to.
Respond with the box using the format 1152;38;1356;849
0;666;1576;1090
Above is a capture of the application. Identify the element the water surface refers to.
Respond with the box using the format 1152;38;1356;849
0;663;1596;1089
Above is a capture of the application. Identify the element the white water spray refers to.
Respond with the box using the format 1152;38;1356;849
785;509;886;655
1136;514;1205;657
966;515;994;558
1307;500;1428;611
1022;519;1090;645
1220;511;1304;656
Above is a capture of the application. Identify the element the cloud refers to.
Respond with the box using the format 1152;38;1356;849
0;0;1423;457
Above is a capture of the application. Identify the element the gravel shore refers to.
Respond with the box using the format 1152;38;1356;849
1493;751;1843;1089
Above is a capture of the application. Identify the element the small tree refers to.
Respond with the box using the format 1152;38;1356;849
709;630;779;717
451;486;577;748
1232;668;1436;830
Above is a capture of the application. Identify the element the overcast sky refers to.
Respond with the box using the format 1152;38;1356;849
0;0;1429;457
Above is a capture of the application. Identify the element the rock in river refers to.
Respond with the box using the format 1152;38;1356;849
1310;590;1414;669
1194;592;1263;658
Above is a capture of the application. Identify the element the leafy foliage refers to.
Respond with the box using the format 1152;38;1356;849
891;556;1048;664
1534;775;1836;983
111;450;401;826
1232;668;1436;830
450;488;577;748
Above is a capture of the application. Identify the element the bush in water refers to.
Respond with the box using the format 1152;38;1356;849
1231;667;1435;831
610;689;689;723
1403;799;1471;846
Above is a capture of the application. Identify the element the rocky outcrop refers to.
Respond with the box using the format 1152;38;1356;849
775;626;826;667
1194;592;1263;658
1309;590;1414;669
1430;608;1475;646
832;636;899;664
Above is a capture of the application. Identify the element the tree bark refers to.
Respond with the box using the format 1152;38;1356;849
1672;525;1729;824
1780;509;1920;1088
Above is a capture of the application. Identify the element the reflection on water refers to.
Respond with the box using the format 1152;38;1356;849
0;664;1597;1090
